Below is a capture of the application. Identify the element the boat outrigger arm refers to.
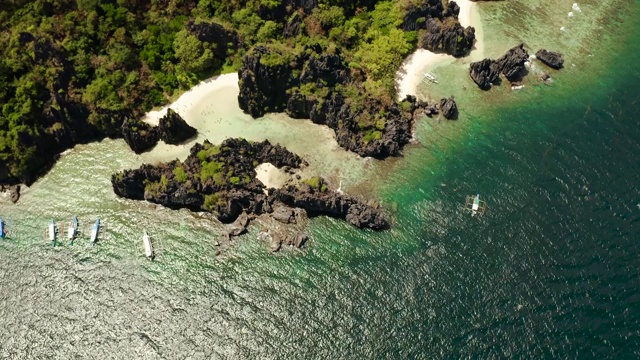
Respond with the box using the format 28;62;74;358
464;194;487;217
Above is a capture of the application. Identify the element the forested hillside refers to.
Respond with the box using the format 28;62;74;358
0;0;473;185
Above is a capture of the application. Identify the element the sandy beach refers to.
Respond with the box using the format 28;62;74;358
255;163;290;189
395;0;483;101
142;74;239;126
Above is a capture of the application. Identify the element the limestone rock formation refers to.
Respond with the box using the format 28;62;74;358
112;139;389;232
535;49;564;69
439;97;459;120
121;118;159;154
469;58;501;90
469;44;530;90
157;109;197;145
237;45;435;159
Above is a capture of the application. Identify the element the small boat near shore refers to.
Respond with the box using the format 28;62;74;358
464;194;487;217
143;230;154;259
423;72;439;84
90;217;100;243
67;216;78;240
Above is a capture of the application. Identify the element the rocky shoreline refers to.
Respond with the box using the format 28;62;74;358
122;108;197;154
112;138;389;249
469;44;564;90
237;45;458;160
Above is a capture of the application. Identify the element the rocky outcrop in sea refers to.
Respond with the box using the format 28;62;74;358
112;138;389;236
469;44;530;90
120;109;197;154
535;49;564;69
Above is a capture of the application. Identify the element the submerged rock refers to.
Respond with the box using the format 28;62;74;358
535;49;564;69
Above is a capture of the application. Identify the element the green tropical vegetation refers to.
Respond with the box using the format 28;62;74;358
0;0;456;184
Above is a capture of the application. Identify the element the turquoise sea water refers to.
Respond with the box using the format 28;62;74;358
1;1;639;358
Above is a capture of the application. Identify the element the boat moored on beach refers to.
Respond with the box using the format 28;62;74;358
423;72;439;84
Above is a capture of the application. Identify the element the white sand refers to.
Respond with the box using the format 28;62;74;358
395;0;483;101
396;50;451;101
142;74;239;126
255;163;290;189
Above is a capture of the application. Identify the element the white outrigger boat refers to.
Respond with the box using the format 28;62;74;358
143;230;154;259
66;216;78;240
46;219;57;242
423;72;439;84
464;194;487;217
90;217;100;243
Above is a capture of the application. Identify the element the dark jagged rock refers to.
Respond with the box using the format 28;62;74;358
112;139;389;233
496;44;529;82
112;138;303;220
238;45;295;117
9;185;20;203
439;97;459;120
402;0;445;31
283;12;304;38
469;44;530;89
271;178;389;230
401;1;475;57
157;109;197;145
294;232;309;248
238;45;434;159
121;118;159;154
469;58;501;90
227;211;249;236
345;202;388;229
535;49;564;69
272;204;296;224
421;20;475;57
